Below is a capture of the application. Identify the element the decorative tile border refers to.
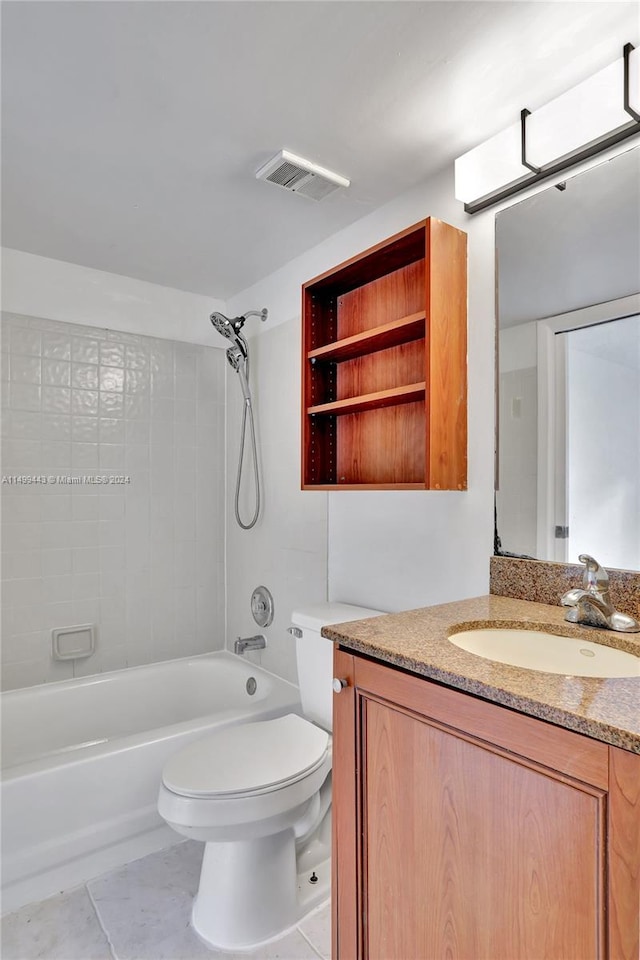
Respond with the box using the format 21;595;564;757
490;556;640;621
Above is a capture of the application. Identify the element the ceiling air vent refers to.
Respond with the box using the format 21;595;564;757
255;150;350;201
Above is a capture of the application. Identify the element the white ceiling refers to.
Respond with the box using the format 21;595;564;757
2;1;639;299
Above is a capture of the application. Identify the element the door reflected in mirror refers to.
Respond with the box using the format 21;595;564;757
495;146;640;571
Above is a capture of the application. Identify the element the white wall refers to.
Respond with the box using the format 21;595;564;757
1;248;224;346
227;165;496;618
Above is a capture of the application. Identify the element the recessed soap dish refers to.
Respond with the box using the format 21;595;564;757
52;624;96;661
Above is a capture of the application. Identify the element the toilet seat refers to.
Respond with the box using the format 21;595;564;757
162;714;330;800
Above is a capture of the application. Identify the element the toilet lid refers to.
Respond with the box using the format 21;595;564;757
162;714;330;799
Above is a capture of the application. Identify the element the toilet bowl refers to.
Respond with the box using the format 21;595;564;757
157;602;383;951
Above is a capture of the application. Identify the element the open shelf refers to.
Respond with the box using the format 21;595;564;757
308;382;426;417
307;312;425;364
301;218;467;490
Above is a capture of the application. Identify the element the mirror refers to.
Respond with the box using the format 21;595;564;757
495;146;640;571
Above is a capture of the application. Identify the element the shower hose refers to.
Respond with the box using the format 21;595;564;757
234;394;260;530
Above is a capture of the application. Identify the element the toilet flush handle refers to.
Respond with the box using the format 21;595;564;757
332;678;348;693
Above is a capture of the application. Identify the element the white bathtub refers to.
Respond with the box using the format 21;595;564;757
1;651;301;913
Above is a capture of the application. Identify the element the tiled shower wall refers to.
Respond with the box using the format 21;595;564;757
0;313;226;690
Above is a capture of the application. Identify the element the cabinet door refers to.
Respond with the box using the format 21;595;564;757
362;695;606;960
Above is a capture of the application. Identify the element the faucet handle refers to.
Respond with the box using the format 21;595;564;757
578;554;609;592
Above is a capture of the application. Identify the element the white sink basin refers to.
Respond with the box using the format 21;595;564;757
448;628;640;678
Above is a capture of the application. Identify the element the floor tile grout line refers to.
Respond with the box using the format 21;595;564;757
296;925;327;960
85;882;119;960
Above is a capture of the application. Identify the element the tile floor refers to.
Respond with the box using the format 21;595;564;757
1;841;331;960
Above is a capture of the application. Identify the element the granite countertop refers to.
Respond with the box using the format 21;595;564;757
322;595;640;755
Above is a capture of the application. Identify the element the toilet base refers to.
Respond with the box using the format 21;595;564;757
191;828;330;951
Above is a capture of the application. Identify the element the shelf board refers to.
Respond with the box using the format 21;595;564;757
308;312;426;364
307;382;426;417
302;482;426;491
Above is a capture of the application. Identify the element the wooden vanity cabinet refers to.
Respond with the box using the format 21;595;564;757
332;648;640;960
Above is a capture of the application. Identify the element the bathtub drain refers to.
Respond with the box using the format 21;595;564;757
246;677;257;695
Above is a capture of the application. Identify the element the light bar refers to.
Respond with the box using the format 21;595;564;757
455;43;640;214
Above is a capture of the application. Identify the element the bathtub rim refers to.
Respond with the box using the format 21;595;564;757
1;649;301;780
1;647;298;699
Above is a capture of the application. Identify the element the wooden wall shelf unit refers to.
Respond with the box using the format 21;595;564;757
301;217;467;490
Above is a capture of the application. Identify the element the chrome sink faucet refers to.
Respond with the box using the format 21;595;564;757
561;554;640;633
234;634;267;655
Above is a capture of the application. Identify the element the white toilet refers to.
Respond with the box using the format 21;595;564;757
157;601;382;951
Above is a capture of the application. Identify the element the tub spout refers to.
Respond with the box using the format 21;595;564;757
234;635;267;655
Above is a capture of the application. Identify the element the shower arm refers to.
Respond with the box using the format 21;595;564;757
240;308;268;323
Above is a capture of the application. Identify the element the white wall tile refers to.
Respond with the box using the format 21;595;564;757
2;630;45;665
42;384;72;414
2;494;42;522
124;393;150;419
4;602;44;635
43;359;71;387
99;391;124;418
72;546;99;573
41;440;72;469
41;495;72;521
71;417;98;443
42;574;73;604
72;442;99;469
99;443;125;470
42;331;71;360
99;341;125;367
73;573;101;601
4;576;43;607
99;418;125;443
42;548;72;576
9;382;41;411
41;520;73;550
2;314;225;689
9;325;41;357
11;355;42;384
125;419;149;444
72;496;99;521
101;567;126;597
2;410;41;440
72;362;100;390
72;336;100;364
71;389;99;417
100;544;126;570
2;550;42;579
100;366;124;393
3;521;42;552
2;439;41;472
42;413;71;440
1;660;48;689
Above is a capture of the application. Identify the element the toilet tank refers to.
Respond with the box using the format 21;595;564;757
291;602;384;731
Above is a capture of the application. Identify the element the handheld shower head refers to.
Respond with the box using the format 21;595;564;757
209;307;267;531
227;347;252;402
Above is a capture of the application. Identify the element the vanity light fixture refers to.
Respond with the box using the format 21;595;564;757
455;43;640;213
